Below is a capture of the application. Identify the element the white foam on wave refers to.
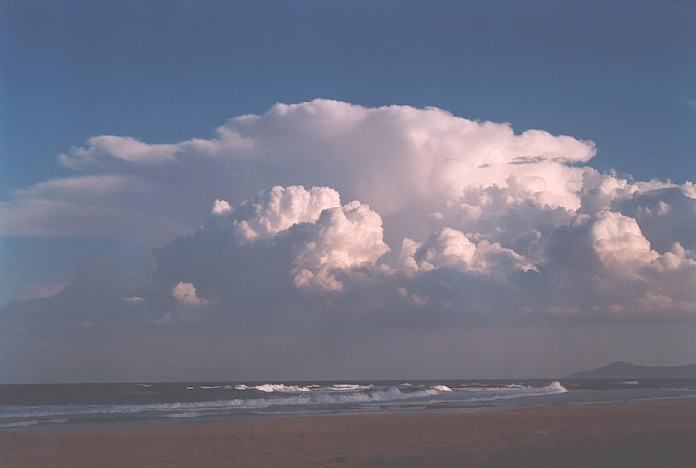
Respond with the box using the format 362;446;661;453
548;381;567;392
164;412;205;418
465;381;567;399
235;383;315;393
328;384;374;391
431;385;453;392
399;382;426;389
234;383;374;393
456;381;567;394
0;418;67;428
377;381;569;408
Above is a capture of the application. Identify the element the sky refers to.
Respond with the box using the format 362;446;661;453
0;0;695;383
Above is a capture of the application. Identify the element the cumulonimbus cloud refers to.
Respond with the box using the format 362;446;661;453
1;99;694;318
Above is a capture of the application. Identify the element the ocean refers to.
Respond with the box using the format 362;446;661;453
2;379;696;429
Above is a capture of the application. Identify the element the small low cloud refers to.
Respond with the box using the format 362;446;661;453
210;199;231;215
172;282;208;306
121;296;144;304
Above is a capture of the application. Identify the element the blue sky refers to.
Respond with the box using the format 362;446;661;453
1;1;696;381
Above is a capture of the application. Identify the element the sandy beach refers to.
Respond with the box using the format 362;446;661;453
2;401;696;467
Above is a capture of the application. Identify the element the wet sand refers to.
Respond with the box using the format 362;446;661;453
2;401;696;467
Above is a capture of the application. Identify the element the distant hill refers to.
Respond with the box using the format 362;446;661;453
566;361;696;379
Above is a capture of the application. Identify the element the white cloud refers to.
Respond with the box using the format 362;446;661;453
591;210;696;275
401;227;535;276
121;296;145;304
398;287;428;306
292;201;390;290
172;282;208;306
591;211;658;272
58;136;179;168
211;199;232;215
431;180;576;263
58;129;254;169
575;210;696;316
580;172;677;215
225;185;340;241
682;182;696;199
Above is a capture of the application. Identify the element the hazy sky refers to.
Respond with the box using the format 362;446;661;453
1;0;695;383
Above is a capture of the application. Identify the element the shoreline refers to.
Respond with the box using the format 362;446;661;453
2;400;696;467
4;390;696;433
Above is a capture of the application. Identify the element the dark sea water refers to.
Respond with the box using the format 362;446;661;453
2;379;696;429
